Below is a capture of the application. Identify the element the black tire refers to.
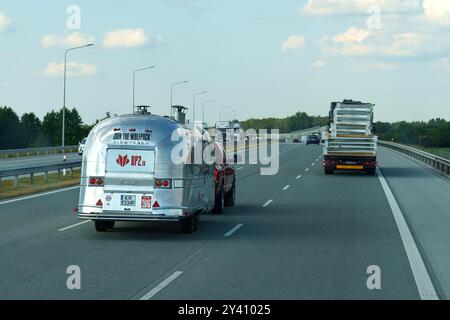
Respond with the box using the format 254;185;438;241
225;181;236;207
95;220;115;232
181;215;196;234
324;169;334;175
365;168;376;176
193;214;199;231
213;186;225;214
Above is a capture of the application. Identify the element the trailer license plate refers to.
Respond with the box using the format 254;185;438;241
121;195;136;207
141;196;152;209
337;165;364;170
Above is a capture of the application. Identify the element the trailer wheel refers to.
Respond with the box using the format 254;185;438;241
225;181;235;207
95;220;115;232
213;186;225;214
365;168;376;176
324;169;334;175
181;216;196;234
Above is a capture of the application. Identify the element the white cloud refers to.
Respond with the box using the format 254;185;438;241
300;0;422;15
282;35;305;51
434;57;450;70
41;32;95;48
369;62;399;70
323;27;430;57
43;62;97;77
102;29;157;48
330;43;374;56
333;27;373;44
384;32;425;56
313;60;327;68
423;0;450;25
0;13;12;32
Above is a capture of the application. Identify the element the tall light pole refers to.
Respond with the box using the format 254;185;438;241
170;80;188;117
192;91;208;126
133;66;155;110
219;106;231;121
225;110;237;121
202;99;215;125
62;43;94;148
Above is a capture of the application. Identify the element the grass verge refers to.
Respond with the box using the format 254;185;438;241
0;169;81;201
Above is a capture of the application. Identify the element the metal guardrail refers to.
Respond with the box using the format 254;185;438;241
0;145;79;159
379;141;450;176
0;160;82;188
280;126;327;140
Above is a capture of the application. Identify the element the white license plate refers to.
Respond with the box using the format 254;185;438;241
120;195;136;207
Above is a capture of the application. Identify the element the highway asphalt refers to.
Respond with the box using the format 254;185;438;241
0;143;448;299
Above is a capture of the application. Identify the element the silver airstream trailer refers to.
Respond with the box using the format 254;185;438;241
77;106;236;233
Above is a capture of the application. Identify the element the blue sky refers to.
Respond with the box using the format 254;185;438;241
1;0;450;125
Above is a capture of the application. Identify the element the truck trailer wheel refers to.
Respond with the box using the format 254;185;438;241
213;187;225;214
181;215;197;234
365;168;376;176
224;181;235;207
324;169;334;175
95;220;115;232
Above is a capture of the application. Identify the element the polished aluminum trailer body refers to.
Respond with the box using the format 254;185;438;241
77;113;215;223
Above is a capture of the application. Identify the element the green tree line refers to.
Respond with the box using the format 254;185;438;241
0;106;93;150
240;111;328;133
241;111;450;149
376;118;450;148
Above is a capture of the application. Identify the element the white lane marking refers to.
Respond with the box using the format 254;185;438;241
305;168;310;172
377;168;439;300
316;159;320;162
262;199;273;207
311;163;315;166
224;223;244;237
237;167;243;171
0;186;80;206
139;271;183;300
283;185;290;191
58;220;90;232
296;175;302;179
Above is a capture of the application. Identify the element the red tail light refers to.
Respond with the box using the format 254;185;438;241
96;199;103;207
153;201;160;208
155;179;172;189
89;177;104;187
214;168;219;182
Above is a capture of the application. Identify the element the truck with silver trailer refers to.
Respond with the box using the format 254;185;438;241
77;106;236;233
323;100;378;175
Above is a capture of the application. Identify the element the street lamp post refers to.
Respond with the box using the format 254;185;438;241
170;80;188;117
225;110;237;121
192;91;208;126
62;43;94;148
202;99;216;124
133;66;155;111
219;106;232;121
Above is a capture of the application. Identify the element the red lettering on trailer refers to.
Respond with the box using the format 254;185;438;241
116;155;147;167
116;155;130;167
131;156;146;167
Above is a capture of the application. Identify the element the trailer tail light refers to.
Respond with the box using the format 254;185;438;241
155;179;172;189
89;177;104;187
153;201;160;208
214;168;219;182
96;199;103;207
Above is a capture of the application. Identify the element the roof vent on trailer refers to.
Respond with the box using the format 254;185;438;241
171;105;189;125
134;105;151;115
